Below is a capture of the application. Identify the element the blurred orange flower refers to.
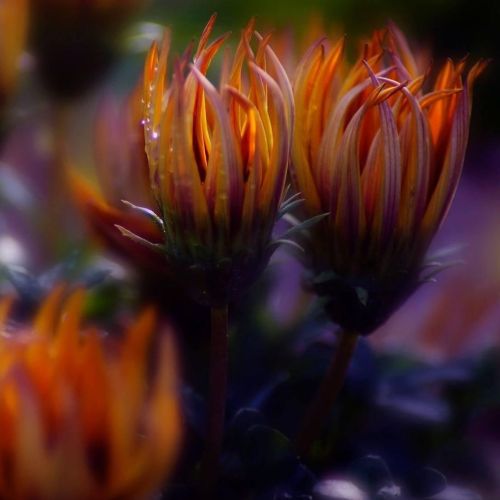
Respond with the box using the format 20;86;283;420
292;25;487;334
0;0;28;108
69;85;168;275
120;17;294;305
0;287;181;499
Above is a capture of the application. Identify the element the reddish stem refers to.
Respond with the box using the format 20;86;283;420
296;329;359;456
200;304;229;497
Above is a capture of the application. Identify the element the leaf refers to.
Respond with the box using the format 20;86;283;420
376;393;450;424
4;267;44;304
268;239;305;254
425;243;467;263
280;212;329;239
279;198;306;218
351;455;393;493
121;199;165;230
419;260;464;282
376;484;401;499
241;425;297;479
278;192;305;218
313;479;369;500
311;271;339;286
407;467;447;497
115;225;165;253
355;287;369;307
427;485;481;500
249;372;290;410
226;408;267;447
39;253;78;289
79;269;111;288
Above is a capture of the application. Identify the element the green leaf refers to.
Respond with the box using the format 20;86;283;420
121;199;165;231
115;225;165;253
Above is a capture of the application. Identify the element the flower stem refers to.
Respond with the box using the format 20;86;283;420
46;103;70;255
200;304;229;496
296;329;359;456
